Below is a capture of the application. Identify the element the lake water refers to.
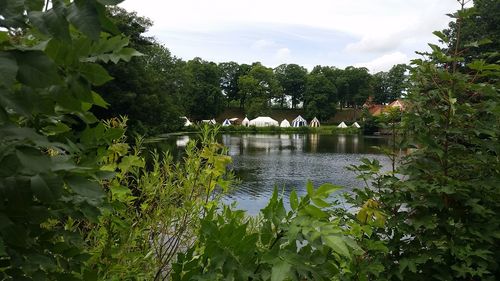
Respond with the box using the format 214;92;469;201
172;133;390;215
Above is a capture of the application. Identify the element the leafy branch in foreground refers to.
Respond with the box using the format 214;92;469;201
347;1;500;280
0;0;140;279
171;182;366;281
81;123;233;280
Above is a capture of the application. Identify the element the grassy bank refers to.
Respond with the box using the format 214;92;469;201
216;107;362;124
216;125;360;134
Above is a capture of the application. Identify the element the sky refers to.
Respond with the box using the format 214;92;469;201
119;0;469;73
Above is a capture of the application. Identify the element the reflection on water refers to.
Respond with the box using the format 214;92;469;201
175;135;190;147
216;134;390;215
150;133;390;215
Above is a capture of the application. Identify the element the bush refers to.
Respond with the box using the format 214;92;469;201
347;4;500;280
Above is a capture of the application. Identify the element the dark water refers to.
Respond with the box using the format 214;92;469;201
165;133;390;215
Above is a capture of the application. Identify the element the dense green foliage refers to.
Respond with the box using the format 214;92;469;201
275;64;308;109
93;7;184;136
346;2;500;280
0;1;231;280
372;64;409;104
304;67;338;120
172;184;365;280
86;124;233;280
0;0;140;279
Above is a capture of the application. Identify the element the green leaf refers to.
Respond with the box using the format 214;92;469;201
25;0;45;10
79;63;113;85
323;235;350;258
316;183;342;196
96;4;119;34
110;184;132;201
304;205;327;218
91;91;108;108
289;190;298;211
16;148;51;173
45;39;76;66
306;180;314;197
0;52;18;88
271;260;291;281
31;174;54;202
42;122;71;136
311;198;330;208
13;51;61;88
432;31;449;43
0;0;26;29
28;9;70;41
65;176;104;201
118;155;144;172
67;0;101;40
113;47;143;62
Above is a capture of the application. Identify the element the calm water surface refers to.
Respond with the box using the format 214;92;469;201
171;133;390;215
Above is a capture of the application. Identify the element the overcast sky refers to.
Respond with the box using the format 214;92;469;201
120;0;468;73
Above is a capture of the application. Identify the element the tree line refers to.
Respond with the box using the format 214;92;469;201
94;7;409;135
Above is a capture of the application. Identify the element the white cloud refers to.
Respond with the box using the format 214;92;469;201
345;33;401;54
119;0;471;68
251;39;276;50
275;48;291;60
354;52;409;73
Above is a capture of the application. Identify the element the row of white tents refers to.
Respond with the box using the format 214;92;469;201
182;116;360;128
239;115;321;128
338;121;361;128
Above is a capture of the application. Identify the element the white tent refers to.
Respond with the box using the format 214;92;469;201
201;119;216;124
292;115;307;127
180;116;192;127
280;119;291;128
352;122;361;128
222;119;231;126
242;117;250;127
249;117;279;127
337;121;348;128
310;117;320;127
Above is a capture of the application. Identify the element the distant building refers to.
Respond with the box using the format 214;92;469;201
388;99;406;111
363;97;406;116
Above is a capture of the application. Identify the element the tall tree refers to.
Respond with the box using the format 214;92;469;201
386;64;408;101
219;61;240;107
274;64;308;109
443;0;499;63
304;68;338;120
184;58;224;120
238;63;281;117
372;64;408;104
94;7;184;135
342;66;373;108
372;71;390;104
